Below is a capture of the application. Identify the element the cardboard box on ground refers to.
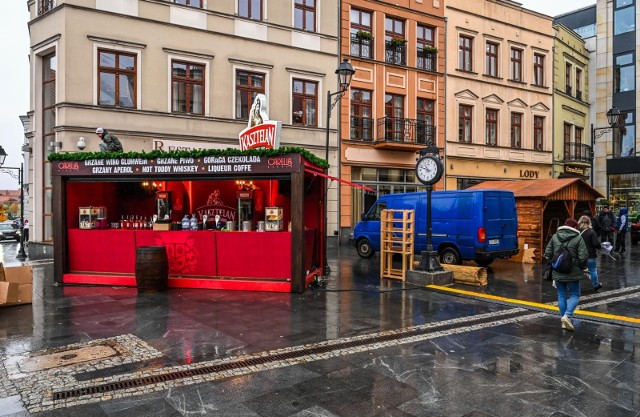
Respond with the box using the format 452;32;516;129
0;263;33;307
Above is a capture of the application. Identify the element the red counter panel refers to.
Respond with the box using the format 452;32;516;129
68;229;136;274
216;232;291;279
135;230;217;277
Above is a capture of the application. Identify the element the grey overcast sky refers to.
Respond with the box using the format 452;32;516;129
0;0;597;189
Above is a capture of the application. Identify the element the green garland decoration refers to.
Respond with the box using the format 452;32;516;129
48;146;329;169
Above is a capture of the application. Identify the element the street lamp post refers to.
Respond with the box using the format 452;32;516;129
0;146;27;260
323;59;355;275
590;106;621;188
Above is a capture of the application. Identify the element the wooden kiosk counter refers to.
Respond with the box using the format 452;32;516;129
51;148;328;293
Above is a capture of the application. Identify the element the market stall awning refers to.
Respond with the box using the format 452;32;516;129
304;169;377;193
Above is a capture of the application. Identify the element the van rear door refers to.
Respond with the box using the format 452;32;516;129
483;191;517;250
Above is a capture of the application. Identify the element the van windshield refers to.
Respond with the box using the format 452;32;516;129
366;202;387;220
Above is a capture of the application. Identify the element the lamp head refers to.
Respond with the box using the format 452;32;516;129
0;145;7;166
607;106;621;127
77;137;86;151
336;59;355;92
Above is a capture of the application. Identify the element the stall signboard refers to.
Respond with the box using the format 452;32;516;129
238;94;282;151
52;154;301;177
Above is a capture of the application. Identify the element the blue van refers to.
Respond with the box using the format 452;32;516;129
352;189;519;266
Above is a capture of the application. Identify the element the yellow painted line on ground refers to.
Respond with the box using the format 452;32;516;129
427;284;640;325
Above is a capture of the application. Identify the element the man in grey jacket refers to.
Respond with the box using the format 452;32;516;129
96;127;123;152
544;218;588;332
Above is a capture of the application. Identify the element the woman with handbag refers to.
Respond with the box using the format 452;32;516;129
578;215;603;292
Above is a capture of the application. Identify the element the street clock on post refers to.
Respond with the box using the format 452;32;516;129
415;153;443;185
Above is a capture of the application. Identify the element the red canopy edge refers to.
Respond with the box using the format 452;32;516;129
304;168;377;193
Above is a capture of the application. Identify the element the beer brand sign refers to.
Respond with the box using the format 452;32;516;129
238;94;281;151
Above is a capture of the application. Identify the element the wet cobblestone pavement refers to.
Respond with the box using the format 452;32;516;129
1;239;639;416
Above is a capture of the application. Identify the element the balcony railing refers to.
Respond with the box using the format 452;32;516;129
576;90;582;101
350;116;374;141
417;49;437;72
38;0;55;15
350;34;374;59
376;117;435;145
385;41;406;66
565;85;572;96
564;142;592;163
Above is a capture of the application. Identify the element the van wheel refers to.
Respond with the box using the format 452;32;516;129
475;259;494;267
357;239;375;258
440;248;461;265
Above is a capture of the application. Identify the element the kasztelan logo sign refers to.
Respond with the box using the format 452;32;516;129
238;94;282;151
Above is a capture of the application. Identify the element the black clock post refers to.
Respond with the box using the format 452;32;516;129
406;145;453;286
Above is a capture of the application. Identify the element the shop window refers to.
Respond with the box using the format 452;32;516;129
294;0;316;32
42;52;56;242
98;49;136;108
171;60;204;115
236;70;265;119
292;78;317;126
239;0;262;20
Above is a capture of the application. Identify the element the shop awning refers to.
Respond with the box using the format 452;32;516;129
304;169;377;193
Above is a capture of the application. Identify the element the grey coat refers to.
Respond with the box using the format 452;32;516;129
544;225;588;282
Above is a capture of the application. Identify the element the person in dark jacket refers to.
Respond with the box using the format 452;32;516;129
544;218;589;331
598;206;616;244
614;206;628;254
583;210;602;236
578;215;602;292
96;127;123;152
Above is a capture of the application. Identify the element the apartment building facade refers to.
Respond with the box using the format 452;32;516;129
556;0;640;216
552;23;591;181
444;0;554;190
25;0;340;245
338;0;445;242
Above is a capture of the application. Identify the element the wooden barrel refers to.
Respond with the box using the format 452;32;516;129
135;246;168;292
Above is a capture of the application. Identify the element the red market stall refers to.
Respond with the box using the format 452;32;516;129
51;149;327;293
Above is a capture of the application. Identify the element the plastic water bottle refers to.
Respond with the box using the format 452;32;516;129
181;214;190;230
190;214;197;230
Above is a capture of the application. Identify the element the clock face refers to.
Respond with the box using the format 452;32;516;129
416;154;443;185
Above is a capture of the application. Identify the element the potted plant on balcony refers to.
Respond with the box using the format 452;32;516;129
390;37;407;47
422;45;438;54
356;30;372;40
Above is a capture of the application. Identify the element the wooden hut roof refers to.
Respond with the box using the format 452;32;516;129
468;178;604;201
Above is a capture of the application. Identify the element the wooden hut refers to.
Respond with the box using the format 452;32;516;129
469;179;604;262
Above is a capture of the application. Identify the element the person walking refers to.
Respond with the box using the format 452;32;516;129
23;219;29;244
544;218;588;332
96;127;123;152
578;215;602;292
597;206;615;244
614;206;628;254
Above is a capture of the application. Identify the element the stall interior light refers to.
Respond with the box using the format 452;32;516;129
236;180;255;191
141;181;162;191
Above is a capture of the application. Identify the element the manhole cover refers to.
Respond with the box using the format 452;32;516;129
19;345;118;372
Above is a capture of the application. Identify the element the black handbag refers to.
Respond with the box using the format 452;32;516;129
542;261;553;282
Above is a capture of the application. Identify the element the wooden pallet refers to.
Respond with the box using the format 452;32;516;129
380;209;414;281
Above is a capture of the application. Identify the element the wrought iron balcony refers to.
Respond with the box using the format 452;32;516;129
576;90;582;101
564;142;592;163
385;41;406;66
565;85;572;96
376;117;435;148
38;0;55;15
350;34;374;59
350;116;374;141
417;49;437;72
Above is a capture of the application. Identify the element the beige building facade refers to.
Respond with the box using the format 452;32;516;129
552;24;590;181
444;0;554;190
25;0;340;244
